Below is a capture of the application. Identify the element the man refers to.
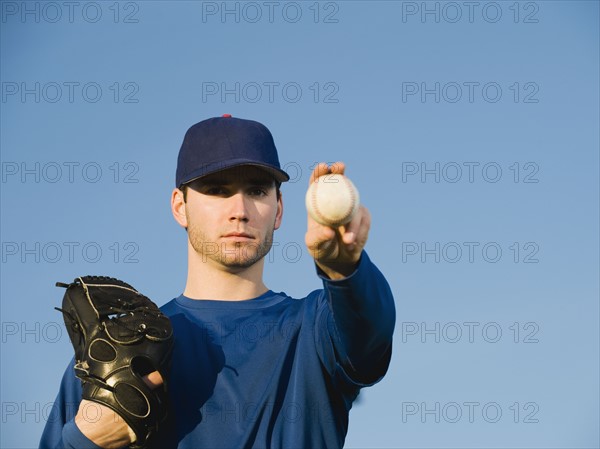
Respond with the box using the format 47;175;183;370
40;115;395;448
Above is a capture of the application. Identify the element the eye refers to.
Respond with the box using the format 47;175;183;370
205;186;227;195
249;188;268;197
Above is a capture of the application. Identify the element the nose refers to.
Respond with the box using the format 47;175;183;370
228;192;249;222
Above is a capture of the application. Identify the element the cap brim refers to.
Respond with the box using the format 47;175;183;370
179;160;290;187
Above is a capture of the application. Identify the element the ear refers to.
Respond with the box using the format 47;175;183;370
274;191;283;230
171;188;188;228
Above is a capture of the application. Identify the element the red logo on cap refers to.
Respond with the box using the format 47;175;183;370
222;114;232;118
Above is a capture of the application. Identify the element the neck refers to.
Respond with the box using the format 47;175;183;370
183;242;269;301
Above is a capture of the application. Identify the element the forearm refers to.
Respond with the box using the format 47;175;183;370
319;251;396;380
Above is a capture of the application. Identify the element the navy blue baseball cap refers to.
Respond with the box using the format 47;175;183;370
176;114;290;187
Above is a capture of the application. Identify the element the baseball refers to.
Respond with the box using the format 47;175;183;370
306;174;360;227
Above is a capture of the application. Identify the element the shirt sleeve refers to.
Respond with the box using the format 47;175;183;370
316;251;396;386
38;359;102;449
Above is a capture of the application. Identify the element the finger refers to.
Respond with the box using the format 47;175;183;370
338;209;368;250
336;225;348;241
335;205;363;245
329;161;346;176
143;371;164;389
340;224;356;246
306;224;336;250
353;206;371;248
306;224;338;260
309;162;330;185
309;161;347;185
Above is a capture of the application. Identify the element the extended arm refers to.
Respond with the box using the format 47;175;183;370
318;252;395;383
305;162;396;383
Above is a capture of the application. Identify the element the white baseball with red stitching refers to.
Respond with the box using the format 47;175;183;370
305;174;360;227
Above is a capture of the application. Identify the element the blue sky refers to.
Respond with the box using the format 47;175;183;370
1;1;599;447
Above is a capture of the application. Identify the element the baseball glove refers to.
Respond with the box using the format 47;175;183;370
55;275;173;448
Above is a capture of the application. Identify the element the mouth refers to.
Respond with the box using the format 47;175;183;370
222;232;255;241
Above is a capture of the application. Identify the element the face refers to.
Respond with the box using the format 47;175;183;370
176;166;283;270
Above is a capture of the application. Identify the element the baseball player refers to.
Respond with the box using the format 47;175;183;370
40;115;396;448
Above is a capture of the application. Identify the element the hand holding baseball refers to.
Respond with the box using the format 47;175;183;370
305;162;371;279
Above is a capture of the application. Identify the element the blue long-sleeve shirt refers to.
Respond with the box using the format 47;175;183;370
40;252;395;448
